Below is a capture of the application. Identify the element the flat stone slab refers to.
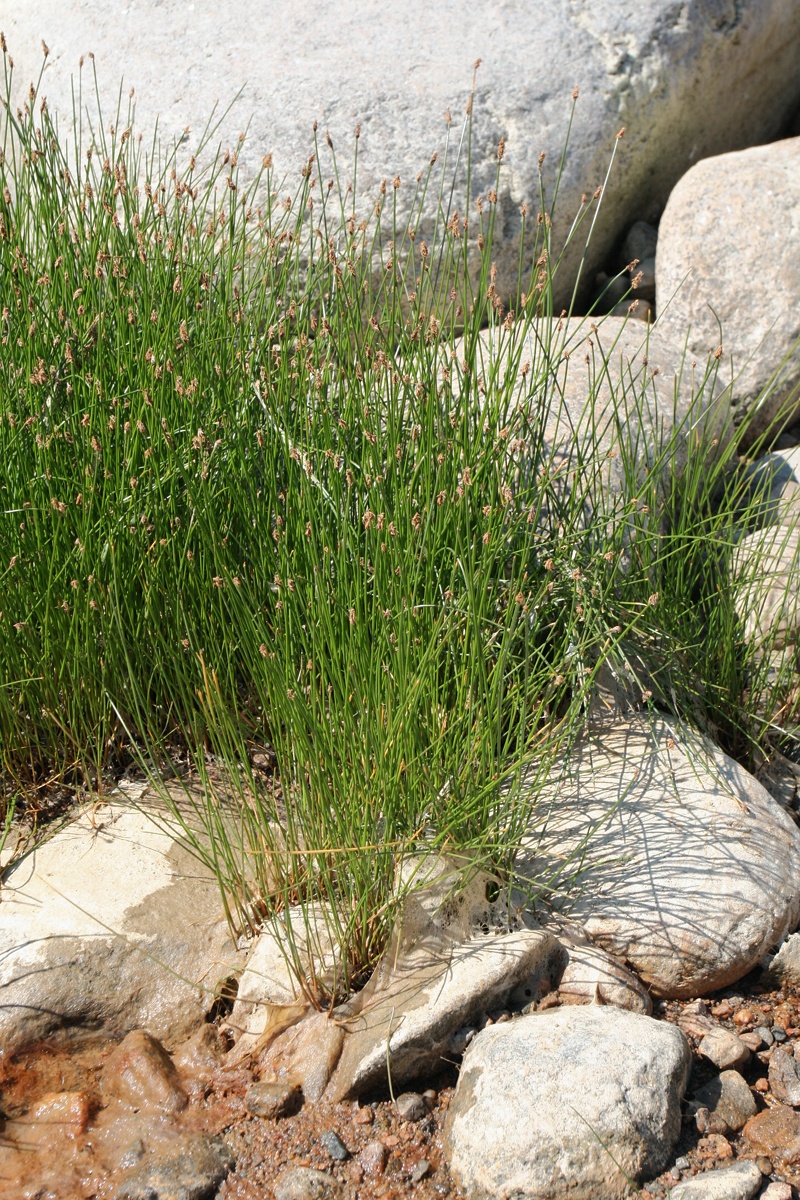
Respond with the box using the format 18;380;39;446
523;715;800;998
443;1005;690;1200
5;2;800;309
324;922;561;1101
0;796;244;1052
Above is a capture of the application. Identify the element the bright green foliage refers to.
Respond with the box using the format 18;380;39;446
0;52;798;1000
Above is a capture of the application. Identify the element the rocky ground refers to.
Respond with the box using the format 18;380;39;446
3;966;800;1199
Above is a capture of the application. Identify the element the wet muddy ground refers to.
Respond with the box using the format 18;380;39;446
2;971;800;1200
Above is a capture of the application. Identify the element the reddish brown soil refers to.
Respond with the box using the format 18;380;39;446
1;972;799;1199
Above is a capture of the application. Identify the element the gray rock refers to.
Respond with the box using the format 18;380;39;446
395;1093;428;1123
244;1079;300;1119
697;1028;751;1072
610;298;653;322
656;137;800;440
0;796;244;1054
769;1045;800;1106
443;1006;690;1200
113;1134;234;1200
693;1070;757;1132
666;1161;762;1200
6;3;800;313
320;1131;350;1162
273;1167;341;1200
521;715;800;998
410;1160;431;1183
631;256;656;303
622;222;658;267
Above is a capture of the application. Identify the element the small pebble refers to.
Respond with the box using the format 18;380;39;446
756;1026;775;1047
732;1007;754;1027
395;1092;429;1123
755;1155;774;1175
761;1182;792;1200
772;1027;788;1043
674;1156;691;1171
711;1000;734;1018
320;1131;350;1162
359;1141;387;1177
353;1105;374;1126
245;1080;299;1120
422;1089;437;1107
754;1077;769;1093
410;1160;431;1184
274;1166;341;1200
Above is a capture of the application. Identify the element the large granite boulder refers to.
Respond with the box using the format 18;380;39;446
656;137;800;439
6;2;800;309
0;794;244;1053
522;715;800;998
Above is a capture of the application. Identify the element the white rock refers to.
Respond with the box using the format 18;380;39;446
656;137;800;439
766;930;800;986
522;715;800;998
465;316;729;500
556;941;652;1014
6;3;800;310
732;524;800;652
697;1027;751;1072
0;798;243;1053
228;904;340;1057
443;1006;690;1200
667;1161;762;1200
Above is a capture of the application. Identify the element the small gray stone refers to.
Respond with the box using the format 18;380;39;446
772;1026;789;1043
113;1134;234;1200
273;1167;341;1200
320;1131;350;1162
410;1160;431;1183
755;1026;774;1047
768;1045;800;1105
395;1092;428;1123
697;1027;751;1071
693;1070;757;1132
674;1156;691;1171
666;1160;762;1200
622;222;658;267
245;1080;300;1119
